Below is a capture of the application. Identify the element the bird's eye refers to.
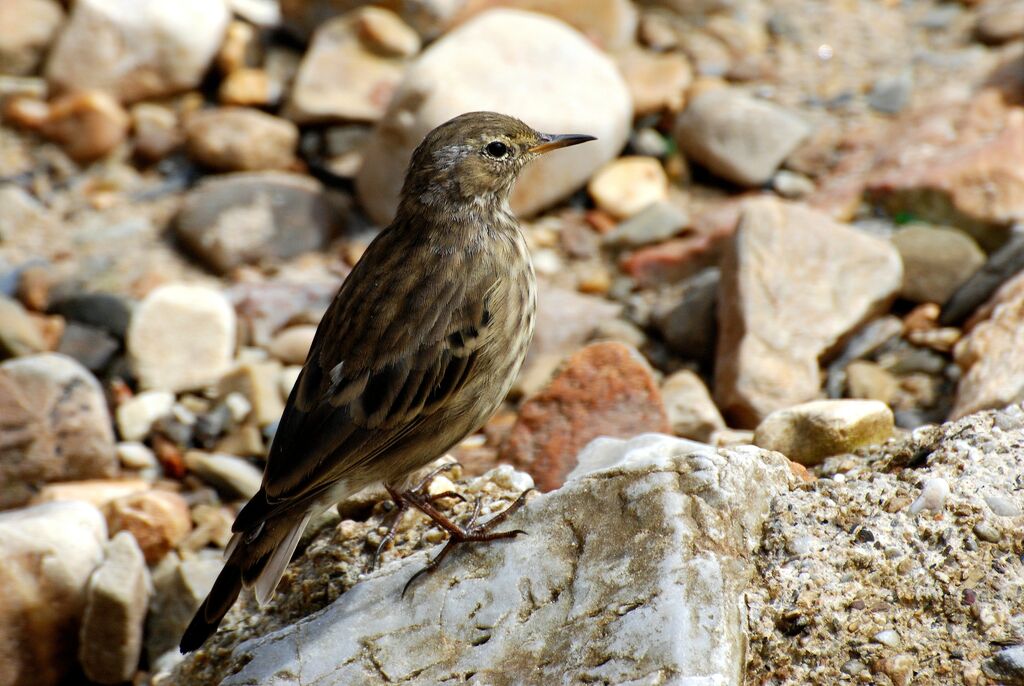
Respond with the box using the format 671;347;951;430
485;141;509;158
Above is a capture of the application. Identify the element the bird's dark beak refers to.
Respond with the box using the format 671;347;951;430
528;133;597;154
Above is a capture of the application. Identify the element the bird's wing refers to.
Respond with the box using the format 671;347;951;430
255;232;498;513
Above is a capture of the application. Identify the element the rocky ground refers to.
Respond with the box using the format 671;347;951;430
1;0;1024;684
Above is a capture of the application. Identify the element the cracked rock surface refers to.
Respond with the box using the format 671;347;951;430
165;435;792;685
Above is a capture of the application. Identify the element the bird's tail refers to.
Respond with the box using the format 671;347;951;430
179;510;312;653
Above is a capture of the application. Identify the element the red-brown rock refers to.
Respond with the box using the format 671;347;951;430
501;342;669;491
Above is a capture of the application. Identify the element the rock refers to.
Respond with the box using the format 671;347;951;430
176;173;341;274
0;501;107;686
78;531;151;685
753;399;895;466
615;47;692;115
168;434;793;685
0;353;117;508
501;342;670;491
587;156;668;220
104;489;192;564
715;198;903;426
127;284;236;392
267;324;316;365
56;322;119;372
218;360;285;426
844;360;899;404
0;185;56;246
772;169;816;199
600;200;688;249
357;5;422;57
219;68;273;107
183;451;263;499
983;645;1024;684
650;267;719;362
31;478;150;508
462;0;638;50
891;224;985;304
942;231;1024;326
674;89;809;187
146;551;223;662
49;292;133;339
185;107;298;171
130;102;184;160
747;409;1024;683
976;1;1024;44
356;9;631;225
0;295;46;358
46;0;230;103
116;390;175;442
41;90;130;162
867;70;913;115
284;9;413;124
661;369;726;442
0;0;64;76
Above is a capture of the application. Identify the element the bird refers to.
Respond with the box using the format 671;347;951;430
179;111;595;653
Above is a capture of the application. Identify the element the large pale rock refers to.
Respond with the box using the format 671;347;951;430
356;9;631;225
715;198;902;427
0;0;64;76
753;399;895;466
0;501;107;686
675;89;810;187
460;0;638;50
78;531;151;685
46;0;230;103
127;284;236;392
0;354;118;509
171;434;793;685
502;342;670;491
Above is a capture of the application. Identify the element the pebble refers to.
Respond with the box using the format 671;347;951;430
219;360;285;426
46;0;230;102
972;521;1002;544
41;90;130;162
771;170;816;199
892;224;985;304
78;531;151;685
175;172;341;274
0;294;46;358
219;68;273;107
280;365;302;398
104;489;193;564
127;284;236;393
976;1;1024;44
616;48;692;116
116;390;175;442
908;477;950;514
49;292;133;340
0;0;64;76
753;399;894;466
56;322;119;372
873;629;901;647
661;369;726;442
588;156;669;220
185;107;298;171
844;360;898;404
982;644;1024;683
357;5;422;57
356;9;631;224
146;552;222;661
130;102;184;160
650;267;719;362
116;442;159;471
267;324;317;365
984;494;1021;517
31;478;150;508
867;71;913;114
0;353;118;508
674;89;810;186
284;8;413;123
183;450;263;499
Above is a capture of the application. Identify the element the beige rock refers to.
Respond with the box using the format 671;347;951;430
715;198;902;426
845;360;898;404
31;478;150;509
0;501;107;686
218;360;285;426
587;156;669;220
183;451;263;499
104;489;192;564
127;284;237;393
356;9;632;225
46;0;229;103
130;102;183;161
41;91;129;162
357;6;422;57
0;295;46;358
616;48;692;115
284;9;413;124
219;68;272;107
460;0;638;50
0;0;64;76
185;107;298;172
953;284;1024;418
267;324;317;365
78;531;151;685
216;20;260;74
753;399;894;466
116;390;175;442
661;369;726;442
891;224;985;304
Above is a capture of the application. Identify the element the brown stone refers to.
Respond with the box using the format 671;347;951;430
185;107;298;172
41;90;129;162
104;489;192;564
501;342;669;491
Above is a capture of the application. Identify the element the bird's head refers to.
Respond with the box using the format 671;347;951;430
399;111;595;214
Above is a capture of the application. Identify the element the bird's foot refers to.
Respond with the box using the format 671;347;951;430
402;487;533;596
366;462;465;572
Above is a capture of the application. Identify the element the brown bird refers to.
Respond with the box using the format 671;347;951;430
180;111;595;653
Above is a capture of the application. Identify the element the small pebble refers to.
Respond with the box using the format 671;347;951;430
908;477;950;514
873;629;900;647
984;494;1020;517
973;521;1002;543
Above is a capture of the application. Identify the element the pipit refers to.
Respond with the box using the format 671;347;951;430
180;111;594;653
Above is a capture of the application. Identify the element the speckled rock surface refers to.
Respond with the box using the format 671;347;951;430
746;407;1024;685
165;436;793;685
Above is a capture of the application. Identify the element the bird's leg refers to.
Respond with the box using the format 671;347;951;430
368;463;466;571
402;488;533;596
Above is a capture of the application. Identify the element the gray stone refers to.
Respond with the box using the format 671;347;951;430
49;293;133;339
183;450;264;499
0;501;107;686
892;224;985;304
146;552;223;662
867;71;913;114
942;231;1024;325
0;295;45;359
674;89;810;187
46;0;229;102
601;200;688;249
356;9;632;225
169;434;793;685
650;267;719;362
56;322;119;372
176;173;342;274
78;531;151;685
983;644;1024;684
0;353;118;508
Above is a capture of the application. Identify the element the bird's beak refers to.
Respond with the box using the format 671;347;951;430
528;133;597;154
